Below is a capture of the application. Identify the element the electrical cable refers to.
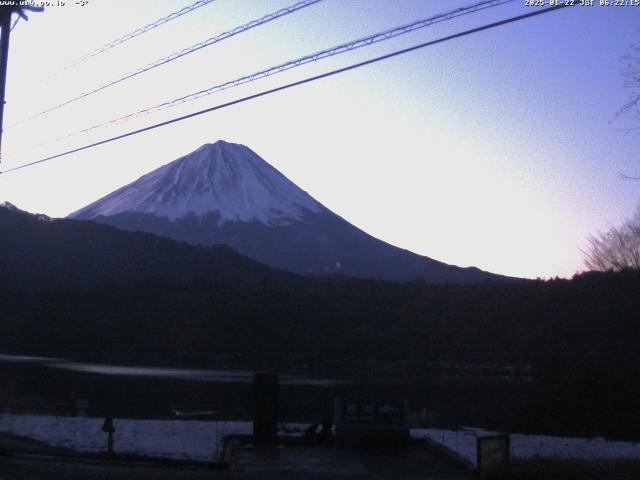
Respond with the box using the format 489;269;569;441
43;0;218;81
11;0;322;127
0;3;574;175
16;0;514;153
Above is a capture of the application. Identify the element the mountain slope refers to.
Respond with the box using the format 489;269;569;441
0;202;294;291
70;140;511;283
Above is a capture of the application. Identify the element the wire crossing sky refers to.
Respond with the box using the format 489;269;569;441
18;0;516;152
1;0;639;279
11;0;322;128
0;3;571;175
39;0;218;82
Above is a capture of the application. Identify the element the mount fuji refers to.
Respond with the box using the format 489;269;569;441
69;140;508;283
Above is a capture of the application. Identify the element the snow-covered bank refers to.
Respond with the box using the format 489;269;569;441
2;415;639;465
0;414;253;462
411;428;640;466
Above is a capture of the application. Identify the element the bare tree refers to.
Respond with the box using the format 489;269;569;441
584;43;640;270
618;42;640;124
584;209;640;271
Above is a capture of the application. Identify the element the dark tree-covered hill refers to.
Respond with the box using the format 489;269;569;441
0;203;296;291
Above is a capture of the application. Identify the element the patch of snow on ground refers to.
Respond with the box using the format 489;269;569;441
4;415;638;465
410;428;640;466
510;434;640;461
0;414;253;462
411;428;479;465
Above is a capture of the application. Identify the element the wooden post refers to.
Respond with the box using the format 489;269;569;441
107;431;114;455
101;416;115;455
252;373;279;446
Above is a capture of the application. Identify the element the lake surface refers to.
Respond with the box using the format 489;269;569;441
0;353;343;421
0;353;342;387
3;352;613;440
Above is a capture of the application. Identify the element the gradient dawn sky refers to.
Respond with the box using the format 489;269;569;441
0;0;638;279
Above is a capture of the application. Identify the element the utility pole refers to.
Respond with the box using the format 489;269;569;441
0;3;43;162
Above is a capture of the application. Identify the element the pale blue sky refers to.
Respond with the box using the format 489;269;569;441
0;0;639;279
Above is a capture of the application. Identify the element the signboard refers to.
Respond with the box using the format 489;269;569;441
342;400;405;427
334;398;408;448
477;434;510;478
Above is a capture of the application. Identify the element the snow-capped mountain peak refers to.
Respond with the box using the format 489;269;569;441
70;140;323;225
68;140;510;283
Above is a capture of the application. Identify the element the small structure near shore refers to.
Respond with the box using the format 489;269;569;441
334;397;409;449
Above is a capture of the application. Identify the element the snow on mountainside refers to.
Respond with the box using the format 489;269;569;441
69;140;512;283
70;141;323;225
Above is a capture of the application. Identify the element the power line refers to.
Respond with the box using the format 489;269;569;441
19;0;514;151
11;0;322;128
0;3;574;175
42;0;218;81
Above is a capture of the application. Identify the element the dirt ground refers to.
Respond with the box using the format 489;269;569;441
0;444;474;480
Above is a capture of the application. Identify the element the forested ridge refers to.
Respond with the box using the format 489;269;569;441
2;204;639;437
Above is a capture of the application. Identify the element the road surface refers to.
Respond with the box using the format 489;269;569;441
0;445;474;479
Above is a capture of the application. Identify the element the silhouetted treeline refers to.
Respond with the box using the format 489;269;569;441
2;270;638;369
2;205;639;437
